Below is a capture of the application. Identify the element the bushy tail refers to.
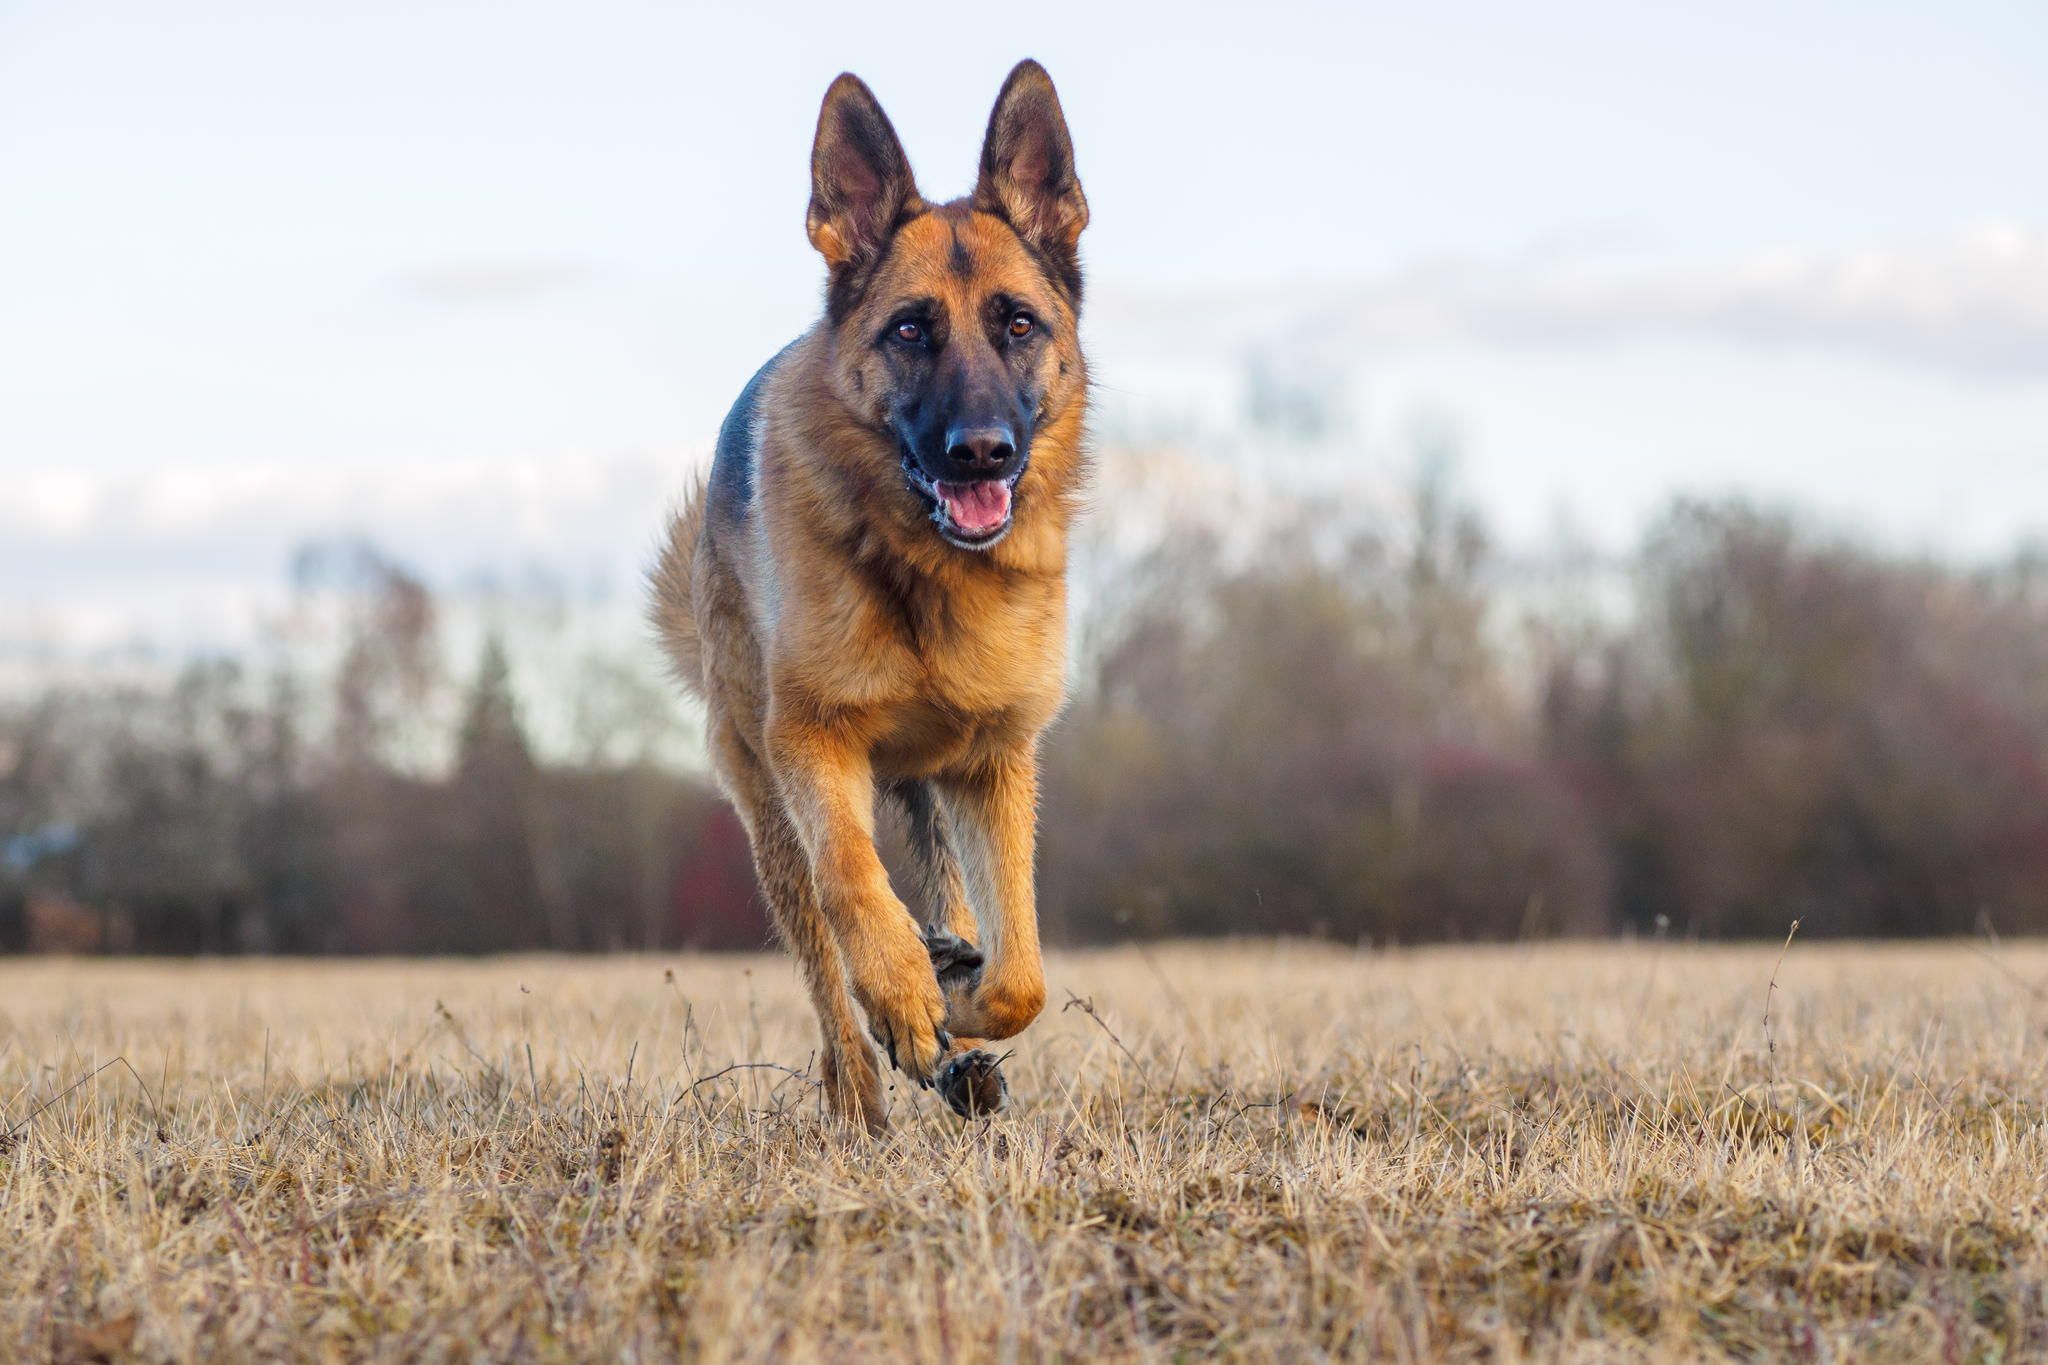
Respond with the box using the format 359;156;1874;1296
648;478;708;697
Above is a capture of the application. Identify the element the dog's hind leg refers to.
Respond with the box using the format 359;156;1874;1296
713;721;886;1133
889;779;1013;1118
888;780;984;1011
936;749;1048;1044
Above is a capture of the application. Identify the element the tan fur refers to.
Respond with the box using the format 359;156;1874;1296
651;63;1089;1130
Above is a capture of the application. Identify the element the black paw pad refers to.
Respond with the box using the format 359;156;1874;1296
937;1049;1008;1119
924;929;985;986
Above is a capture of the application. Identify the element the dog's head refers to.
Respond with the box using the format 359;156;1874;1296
806;61;1088;552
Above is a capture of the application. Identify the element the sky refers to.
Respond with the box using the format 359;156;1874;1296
2;0;2046;658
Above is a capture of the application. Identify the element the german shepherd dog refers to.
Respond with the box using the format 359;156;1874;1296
650;61;1088;1131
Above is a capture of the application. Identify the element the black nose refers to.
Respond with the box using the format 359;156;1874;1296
943;426;1016;477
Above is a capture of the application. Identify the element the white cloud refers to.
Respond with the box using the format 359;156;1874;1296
18;469;102;536
8;222;2047;661
0;449;693;661
1;450;684;547
1100;220;2048;379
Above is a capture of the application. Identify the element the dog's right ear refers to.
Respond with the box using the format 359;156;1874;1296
807;74;922;273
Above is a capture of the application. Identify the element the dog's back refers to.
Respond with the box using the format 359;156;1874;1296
648;343;797;695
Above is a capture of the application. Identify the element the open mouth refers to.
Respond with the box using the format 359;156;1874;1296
901;450;1023;550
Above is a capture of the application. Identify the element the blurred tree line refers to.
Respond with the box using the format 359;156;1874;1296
0;543;758;953
5;488;2048;954
1036;481;2048;945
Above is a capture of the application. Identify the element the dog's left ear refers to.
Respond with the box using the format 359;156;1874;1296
974;60;1088;285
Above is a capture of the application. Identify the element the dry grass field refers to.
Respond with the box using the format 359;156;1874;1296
4;939;2048;1362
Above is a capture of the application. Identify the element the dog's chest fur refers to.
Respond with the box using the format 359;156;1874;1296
771;533;1067;776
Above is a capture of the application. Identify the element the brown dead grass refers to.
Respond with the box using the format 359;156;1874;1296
4;940;2048;1362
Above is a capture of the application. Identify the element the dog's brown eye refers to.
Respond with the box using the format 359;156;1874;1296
895;321;923;344
1008;313;1034;339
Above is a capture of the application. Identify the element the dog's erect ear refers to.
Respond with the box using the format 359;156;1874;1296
807;74;922;272
973;60;1088;276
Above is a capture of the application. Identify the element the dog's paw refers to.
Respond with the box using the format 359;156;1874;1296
936;1048;1009;1119
853;947;951;1085
923;927;984;987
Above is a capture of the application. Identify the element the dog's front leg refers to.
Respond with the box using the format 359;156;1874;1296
769;714;949;1083
940;746;1048;1041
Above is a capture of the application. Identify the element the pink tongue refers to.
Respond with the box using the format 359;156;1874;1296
935;480;1012;534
